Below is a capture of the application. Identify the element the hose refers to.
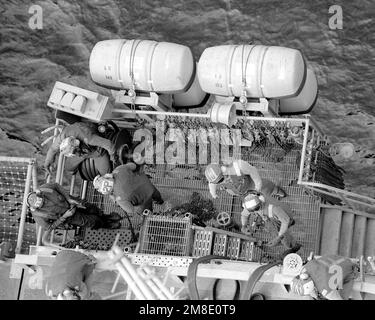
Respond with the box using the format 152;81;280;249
187;255;230;300
209;278;241;301
240;261;279;300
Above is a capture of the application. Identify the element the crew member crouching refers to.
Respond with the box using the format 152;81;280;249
44;121;117;176
93;163;164;216
27;182;122;245
241;193;300;251
291;255;359;300
45;250;101;300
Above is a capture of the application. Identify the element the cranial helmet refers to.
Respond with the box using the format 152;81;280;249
291;275;315;296
60;137;80;157
26;192;44;210
56;287;82;300
205;164;224;184
93;175;114;195
242;193;262;211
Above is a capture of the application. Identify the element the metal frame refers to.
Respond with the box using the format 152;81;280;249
42;108;375;267
295;116;375;212
0;156;36;254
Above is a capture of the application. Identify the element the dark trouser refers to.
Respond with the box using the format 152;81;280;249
65;152;112;176
266;219;297;249
152;188;163;204
65;204;106;229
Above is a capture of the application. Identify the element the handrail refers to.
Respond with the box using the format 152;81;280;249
299;181;375;211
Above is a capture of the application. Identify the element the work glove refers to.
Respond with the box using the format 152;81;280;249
210;192;218;199
63;206;76;219
68;197;86;208
241;226;251;235
109;152;119;166
265;235;283;247
43;165;53;180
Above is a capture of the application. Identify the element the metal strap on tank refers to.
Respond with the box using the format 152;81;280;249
259;46;270;98
148;42;158;92
240;44;256;98
116;39;127;89
129;40;143;86
228;45;239;97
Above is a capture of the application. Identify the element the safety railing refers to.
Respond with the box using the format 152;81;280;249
37;108;375;262
296;116;375;213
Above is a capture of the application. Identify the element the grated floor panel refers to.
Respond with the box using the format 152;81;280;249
84;145;321;262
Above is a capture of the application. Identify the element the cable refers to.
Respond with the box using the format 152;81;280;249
240;261;279;300
187;255;230;300
209;278;241;300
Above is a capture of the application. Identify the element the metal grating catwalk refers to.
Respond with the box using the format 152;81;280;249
83;120;321;262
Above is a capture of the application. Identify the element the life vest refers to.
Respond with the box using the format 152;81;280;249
304;255;358;297
31;186;70;220
220;174;255;196
112;165;156;207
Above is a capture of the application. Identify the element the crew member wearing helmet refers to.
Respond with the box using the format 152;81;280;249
291;255;359;300
27;182;122;233
45;250;101;300
205;160;286;200
93;163;164;216
44;121;116;175
241;193;299;250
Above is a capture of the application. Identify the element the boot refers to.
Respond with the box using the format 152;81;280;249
103;220;122;229
274;187;287;198
107;212;123;222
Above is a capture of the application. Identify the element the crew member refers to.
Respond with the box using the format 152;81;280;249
93;163;164;216
241;193;299;250
27;182;122;236
44;121;117;175
205;160;286;200
291;254;359;300
45;250;101;300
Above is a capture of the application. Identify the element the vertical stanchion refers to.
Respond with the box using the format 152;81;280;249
32;163;43;246
37;119;61;246
81;180;88;200
298;118;310;184
62;174;76;244
15;161;33;253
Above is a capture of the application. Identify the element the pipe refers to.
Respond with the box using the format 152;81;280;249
108;248;147;300
112;108;308;123
81;181;88;200
143;266;174;300
137;268;168;300
109;246;155;300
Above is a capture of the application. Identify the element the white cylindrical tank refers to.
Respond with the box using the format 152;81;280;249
279;68;318;115
198;44;306;99
89;39;195;94
172;65;210;109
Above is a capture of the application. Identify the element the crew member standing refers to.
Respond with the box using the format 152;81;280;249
205;160;286;200
241;193;299;250
291;255;359;300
